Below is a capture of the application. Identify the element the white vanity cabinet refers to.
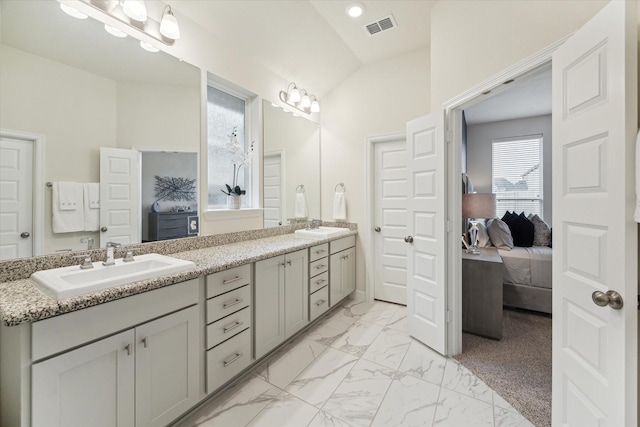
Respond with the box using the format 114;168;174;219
329;236;356;307
29;279;201;427
254;249;308;359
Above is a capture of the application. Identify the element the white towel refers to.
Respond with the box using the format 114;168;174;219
84;183;100;231
635;129;640;222
294;193;308;219
333;192;346;221
52;182;84;233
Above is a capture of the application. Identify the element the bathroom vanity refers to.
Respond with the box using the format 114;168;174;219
0;227;356;427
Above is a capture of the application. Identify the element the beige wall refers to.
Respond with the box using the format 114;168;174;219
430;0;608;111
321;48;430;292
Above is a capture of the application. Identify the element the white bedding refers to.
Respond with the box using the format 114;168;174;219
497;246;552;289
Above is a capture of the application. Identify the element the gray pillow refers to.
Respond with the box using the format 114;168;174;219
475;221;491;247
487;218;513;250
527;214;551;246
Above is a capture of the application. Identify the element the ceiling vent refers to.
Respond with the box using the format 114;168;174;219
365;15;396;36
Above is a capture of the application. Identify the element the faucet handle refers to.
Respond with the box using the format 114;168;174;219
122;246;141;263
72;253;94;270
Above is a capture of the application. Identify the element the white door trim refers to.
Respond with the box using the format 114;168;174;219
0;128;45;256
442;37;568;356
365;132;406;302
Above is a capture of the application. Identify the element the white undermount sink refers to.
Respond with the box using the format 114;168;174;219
31;253;196;300
294;226;351;240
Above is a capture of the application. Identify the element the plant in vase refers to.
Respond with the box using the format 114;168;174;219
221;127;254;208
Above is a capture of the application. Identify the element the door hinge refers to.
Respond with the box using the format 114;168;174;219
446;310;452;323
446;130;453;143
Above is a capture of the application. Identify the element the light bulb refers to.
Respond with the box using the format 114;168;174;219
122;0;147;22
300;94;311;108
310;100;320;113
104;24;127;38
140;41;159;52
60;4;88;19
160;6;181;40
346;2;365;18
289;87;301;103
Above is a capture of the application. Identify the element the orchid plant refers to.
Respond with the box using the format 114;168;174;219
221;127;255;196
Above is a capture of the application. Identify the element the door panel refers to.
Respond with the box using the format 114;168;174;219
406;112;446;355
374;140;408;304
552;1;637;425
264;152;283;228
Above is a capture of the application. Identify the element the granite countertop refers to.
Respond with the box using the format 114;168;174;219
0;231;356;327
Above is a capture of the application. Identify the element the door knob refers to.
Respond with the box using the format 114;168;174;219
374;227;381;232
101;226;108;232
592;290;624;310
404;236;414;243
20;232;30;238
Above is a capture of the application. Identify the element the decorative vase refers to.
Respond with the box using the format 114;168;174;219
227;195;241;209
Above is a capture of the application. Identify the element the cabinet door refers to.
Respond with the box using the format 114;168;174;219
254;255;285;359
135;305;199;427
329;251;343;307
330;247;356;307
32;330;135;427
343;247;356;296
284;249;309;338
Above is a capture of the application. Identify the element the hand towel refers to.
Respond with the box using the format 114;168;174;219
333;191;346;221
635;129;640;222
52;182;84;233
294;193;308;219
84;183;100;231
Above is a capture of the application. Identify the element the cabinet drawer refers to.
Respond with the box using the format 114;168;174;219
309;243;329;262
330;235;355;254
309;271;329;294
309;258;328;277
206;264;251;298
206;285;251;324
206;328;252;394
309;286;329;322
207;307;251;350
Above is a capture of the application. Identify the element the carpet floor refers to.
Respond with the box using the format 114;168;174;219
454;308;552;427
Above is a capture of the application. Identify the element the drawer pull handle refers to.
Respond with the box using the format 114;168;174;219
315;279;326;285
222;276;243;285
223;352;243;367
315;249;326;254
315;299;326;306
142;337;149;348
223;321;244;333
223;298;244;309
315;264;326;269
125;344;133;356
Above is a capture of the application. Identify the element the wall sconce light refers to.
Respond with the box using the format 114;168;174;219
279;83;320;115
59;0;181;52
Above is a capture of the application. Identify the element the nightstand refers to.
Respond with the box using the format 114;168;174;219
462;247;504;340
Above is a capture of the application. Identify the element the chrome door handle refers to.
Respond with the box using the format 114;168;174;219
20;232;30;238
374;227;381;232
101;226;108;232
404;236;414;243
592;290;624;310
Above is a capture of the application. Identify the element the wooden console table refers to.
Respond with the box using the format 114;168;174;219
462;247;504;340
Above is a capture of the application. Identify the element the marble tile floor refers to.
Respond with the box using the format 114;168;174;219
176;296;534;427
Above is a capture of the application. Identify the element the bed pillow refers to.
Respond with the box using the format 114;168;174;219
501;211;518;223
528;213;551;246
475;221;491;247
486;218;513;250
506;212;535;247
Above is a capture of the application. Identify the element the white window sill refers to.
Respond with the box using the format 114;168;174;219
203;208;263;221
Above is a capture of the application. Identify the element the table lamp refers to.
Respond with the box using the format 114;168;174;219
462;193;496;255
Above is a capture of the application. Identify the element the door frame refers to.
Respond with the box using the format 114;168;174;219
365;132;406;302
0;128;45;256
443;37;569;355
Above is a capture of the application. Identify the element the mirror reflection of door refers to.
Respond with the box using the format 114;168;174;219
264;151;284;228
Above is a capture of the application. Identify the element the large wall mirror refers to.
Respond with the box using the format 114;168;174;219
263;101;320;227
0;1;200;260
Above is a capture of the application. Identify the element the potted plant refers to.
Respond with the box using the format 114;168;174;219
221;127;254;209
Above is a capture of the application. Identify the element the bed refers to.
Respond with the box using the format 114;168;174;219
498;246;552;314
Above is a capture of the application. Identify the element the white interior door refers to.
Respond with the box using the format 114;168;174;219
373;139;408;305
552;1;637;425
406;112;447;355
100;147;140;248
264;151;284;227
0;137;33;260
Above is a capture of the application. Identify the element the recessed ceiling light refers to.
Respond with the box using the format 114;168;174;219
346;2;365;18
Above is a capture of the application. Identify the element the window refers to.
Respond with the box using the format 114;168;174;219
206;84;251;209
492;136;543;217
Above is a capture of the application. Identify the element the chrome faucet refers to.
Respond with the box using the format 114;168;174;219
103;242;123;266
308;219;322;230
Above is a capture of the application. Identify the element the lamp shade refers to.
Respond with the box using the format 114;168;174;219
462;193;496;219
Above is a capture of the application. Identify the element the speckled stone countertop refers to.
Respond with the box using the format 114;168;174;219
0;226;357;327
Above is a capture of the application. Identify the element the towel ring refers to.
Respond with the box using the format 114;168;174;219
335;182;346;193
296;184;305;194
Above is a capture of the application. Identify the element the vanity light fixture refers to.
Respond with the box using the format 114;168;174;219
346;2;365;18
122;0;147;22
140;40;159;52
160;6;181;40
60;3;88;19
279;83;320;115
104;24;128;38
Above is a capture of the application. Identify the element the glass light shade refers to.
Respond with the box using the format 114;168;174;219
104;24;127;38
289;87;301;103
310;100;320;113
300;94;311;108
346;2;365;18
122;0;147;22
140;41;159;52
60;4;88;19
160;8;181;39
